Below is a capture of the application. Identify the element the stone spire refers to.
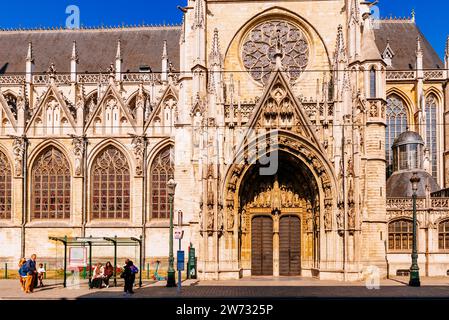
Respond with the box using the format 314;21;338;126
115;39;122;81
193;0;204;29
162;40;169;83
349;0;360;24
25;41;34;85
334;25;347;64
26;41;33;63
209;28;222;67
416;36;423;79
416;35;423;57
71;41;79;83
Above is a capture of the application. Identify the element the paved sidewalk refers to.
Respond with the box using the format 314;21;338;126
1;277;449;299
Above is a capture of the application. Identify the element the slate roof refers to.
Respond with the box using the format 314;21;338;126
386;170;440;198
0;26;181;74
373;20;443;70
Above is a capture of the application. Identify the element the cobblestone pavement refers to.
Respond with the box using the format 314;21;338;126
1;277;449;299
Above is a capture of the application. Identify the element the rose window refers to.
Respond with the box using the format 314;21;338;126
242;20;309;85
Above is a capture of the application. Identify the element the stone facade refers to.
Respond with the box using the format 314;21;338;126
0;0;448;280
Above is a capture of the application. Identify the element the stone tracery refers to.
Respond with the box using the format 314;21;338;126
242;20;309;84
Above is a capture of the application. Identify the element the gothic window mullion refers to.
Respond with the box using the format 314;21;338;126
150;146;174;220
32;147;71;220
91;146;130;220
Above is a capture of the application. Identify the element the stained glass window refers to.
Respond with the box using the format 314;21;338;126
32;147;71;219
0;151;12;219
151;146;174;219
91;146;130;219
386;94;408;177
438;220;449;250
370;68;376;98
241;20;309;84
425;94;438;178
388;219;413;251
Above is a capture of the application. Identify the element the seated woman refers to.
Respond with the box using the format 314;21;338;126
90;263;103;289
102;261;114;288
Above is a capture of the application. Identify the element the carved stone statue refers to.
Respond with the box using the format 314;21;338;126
12;137;25;177
324;204;332;231
207;206;214;231
72;136;84;176
207;165;214;206
131;136;144;177
227;206;235;230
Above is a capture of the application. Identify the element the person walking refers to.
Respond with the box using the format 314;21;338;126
24;254;37;293
102;261;114;288
18;258;27;292
122;260;136;295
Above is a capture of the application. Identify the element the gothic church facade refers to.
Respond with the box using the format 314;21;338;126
0;0;449;280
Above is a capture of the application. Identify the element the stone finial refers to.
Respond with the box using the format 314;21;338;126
193;0;204;29
71;41;79;62
334;24;347;64
116;39;122;60
350;0;360;24
411;8;416;22
162;40;168;59
416;35;423;56
209;28;222;67
26;41;33;62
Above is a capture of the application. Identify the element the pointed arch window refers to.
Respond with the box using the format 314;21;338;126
0;151;12;219
386;94;408;177
91;146;130;219
369;68;377;98
32;147;71;219
150;146;174;219
425;94;438;178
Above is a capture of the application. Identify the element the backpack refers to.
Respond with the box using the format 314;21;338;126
130;265;138;274
19;263;29;276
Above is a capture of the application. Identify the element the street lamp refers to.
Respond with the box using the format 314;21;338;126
166;178;177;287
409;172;421;287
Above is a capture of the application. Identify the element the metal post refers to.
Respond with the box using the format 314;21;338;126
4;263;7;279
146;263;150;279
88;241;92;288
44;263;47;279
63;236;67;288
409;172;421;287
177;239;182;293
113;236;117;287
166;179;176;287
139;235;143;287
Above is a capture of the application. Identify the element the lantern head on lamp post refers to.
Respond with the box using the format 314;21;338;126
166;178;177;287
409;172;421;287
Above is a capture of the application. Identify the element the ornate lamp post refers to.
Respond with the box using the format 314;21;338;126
409;172;421;287
166;178;177;287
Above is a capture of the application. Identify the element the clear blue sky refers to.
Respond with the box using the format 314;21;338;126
0;0;447;59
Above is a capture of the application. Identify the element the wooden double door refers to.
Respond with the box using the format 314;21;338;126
251;215;301;276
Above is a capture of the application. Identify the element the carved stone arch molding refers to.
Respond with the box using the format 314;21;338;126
222;130;338;235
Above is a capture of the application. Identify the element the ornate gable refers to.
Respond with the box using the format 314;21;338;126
145;85;178;136
26;85;76;136
85;84;136;135
247;70;322;147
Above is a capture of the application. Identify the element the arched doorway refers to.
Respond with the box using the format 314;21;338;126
239;151;319;277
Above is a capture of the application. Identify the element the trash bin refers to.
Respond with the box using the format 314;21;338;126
187;245;197;279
